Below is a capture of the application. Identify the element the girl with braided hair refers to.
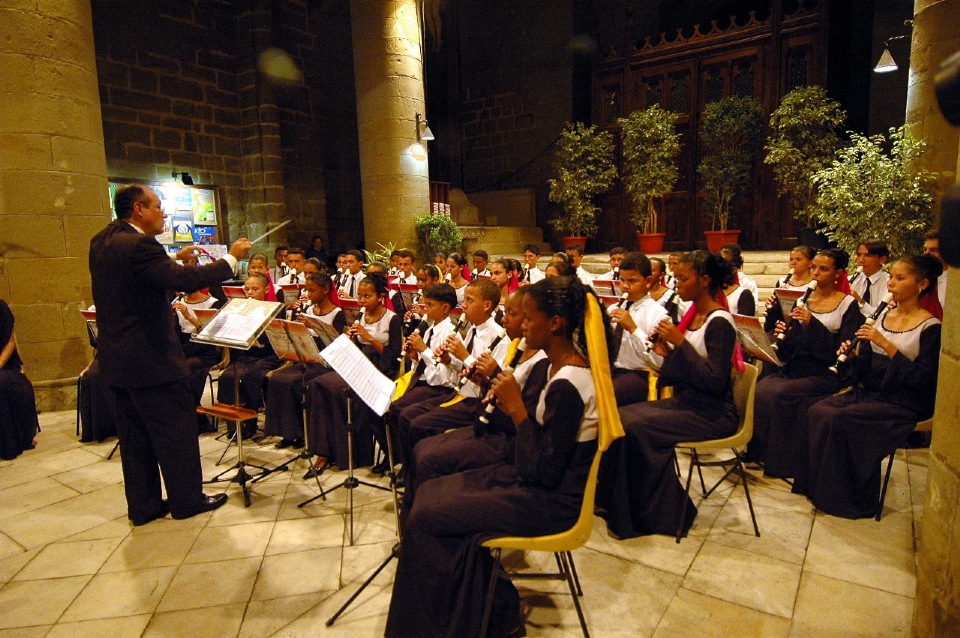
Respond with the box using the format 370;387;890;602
386;276;612;638
597;250;740;538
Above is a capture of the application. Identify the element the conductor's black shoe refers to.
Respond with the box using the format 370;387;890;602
275;438;297;449
131;500;169;526
371;459;391;475
172;493;228;519
292;438;304;448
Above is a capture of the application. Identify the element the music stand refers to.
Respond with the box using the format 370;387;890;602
191;298;284;507
257;319;329;502
299;389;392;542
297;335;396;545
325;414;403;626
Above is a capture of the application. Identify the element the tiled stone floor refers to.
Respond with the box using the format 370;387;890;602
0;408;925;637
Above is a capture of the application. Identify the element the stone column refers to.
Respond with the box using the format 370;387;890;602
350;0;430;253
911;3;960;630
905;0;960;196
0;0;110;410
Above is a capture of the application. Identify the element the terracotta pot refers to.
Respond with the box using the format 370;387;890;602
637;232;666;254
561;236;587;252
704;229;741;252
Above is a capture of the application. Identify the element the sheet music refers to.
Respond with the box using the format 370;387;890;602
300;313;342;346
732;314;781;366
319;334;396;415
285;321;325;364
193;297;283;349
775;288;805;318
222;286;246;300
193;308;219;328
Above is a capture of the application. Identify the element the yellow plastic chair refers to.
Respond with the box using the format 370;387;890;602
674;362;760;543
876;417;933;521
479;449;603;638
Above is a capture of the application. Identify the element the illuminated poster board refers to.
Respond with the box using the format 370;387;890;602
108;179;226;248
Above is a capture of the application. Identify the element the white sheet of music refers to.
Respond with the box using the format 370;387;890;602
194;298;283;348
320;334;396;416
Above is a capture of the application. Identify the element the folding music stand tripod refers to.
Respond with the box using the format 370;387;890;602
299;388;392;544
191;298;285;507
326;413;402;627
257;320;328;501
200;352;273;507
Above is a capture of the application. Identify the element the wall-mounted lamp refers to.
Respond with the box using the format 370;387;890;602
874;22;913;74
172;171;194;185
415;113;435;142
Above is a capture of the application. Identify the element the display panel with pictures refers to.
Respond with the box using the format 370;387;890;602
108;179;226;249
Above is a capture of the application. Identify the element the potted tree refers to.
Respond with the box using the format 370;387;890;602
415;213;463;264
618;104;681;254
548;121;618;250
765;86;846;248
697;96;765;251
811;125;937;258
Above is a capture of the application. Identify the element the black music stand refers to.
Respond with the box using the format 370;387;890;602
200;354;273;507
326;412;402;626
299;388;392;543
191;298;284;507
256;320;328;502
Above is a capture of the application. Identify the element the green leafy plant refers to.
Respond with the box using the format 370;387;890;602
697;96;766;231
765;86;846;228
414;214;463;262
363;241;405;266
548;121;618;237
811;125;937;259
618;105;681;234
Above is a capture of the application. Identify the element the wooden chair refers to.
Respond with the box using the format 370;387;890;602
674;362;760;543
876;418;933;521
479;449;603;638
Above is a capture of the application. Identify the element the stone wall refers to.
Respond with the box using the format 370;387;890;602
0;0;111;410
91;0;362;255
427;0;573;243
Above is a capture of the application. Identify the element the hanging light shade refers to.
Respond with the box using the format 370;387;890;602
874;46;898;73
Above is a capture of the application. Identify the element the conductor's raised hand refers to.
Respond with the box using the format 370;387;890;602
175;245;199;262
228;238;253;260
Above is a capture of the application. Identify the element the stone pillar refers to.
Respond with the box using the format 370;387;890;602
911;2;960;626
0;0;110;410
905;0;960;196
350;0;430;253
236;0;287;253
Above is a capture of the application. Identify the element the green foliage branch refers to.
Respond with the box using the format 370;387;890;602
811;125;937;259
618;105;681;234
414;214;463;263
548;121;618;237
764;86;846;227
697;96;766;231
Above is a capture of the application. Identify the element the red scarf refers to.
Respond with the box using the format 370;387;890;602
920;286;944;320
508;272;520;292
677;298;745;372
264;274;278;303
835;269;852;295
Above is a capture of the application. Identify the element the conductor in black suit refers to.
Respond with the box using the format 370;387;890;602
89;184;253;525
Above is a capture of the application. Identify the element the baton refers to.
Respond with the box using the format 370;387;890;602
249;220;292;245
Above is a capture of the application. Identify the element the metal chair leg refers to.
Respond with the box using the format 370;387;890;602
566;551;583;597
479;548;502;638
876;450;896;521
676;449;698;543
559;552;590;638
